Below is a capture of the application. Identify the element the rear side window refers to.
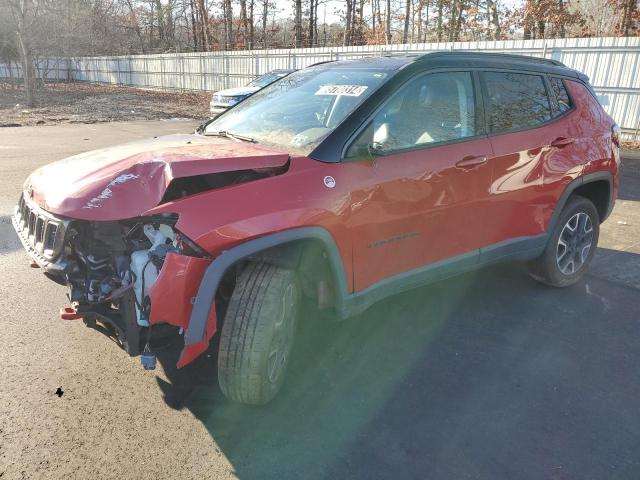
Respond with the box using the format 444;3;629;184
483;72;552;133
549;77;572;115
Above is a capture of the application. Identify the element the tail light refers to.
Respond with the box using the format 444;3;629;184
611;124;621;166
612;124;621;148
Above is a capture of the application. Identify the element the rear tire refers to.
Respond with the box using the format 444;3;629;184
218;262;301;405
528;195;599;287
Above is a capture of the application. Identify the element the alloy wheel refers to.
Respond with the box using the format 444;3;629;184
556;212;594;275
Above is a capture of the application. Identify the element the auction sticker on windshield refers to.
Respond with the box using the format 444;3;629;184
315;85;368;96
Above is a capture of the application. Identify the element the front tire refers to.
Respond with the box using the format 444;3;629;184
528;195;600;287
218;262;301;405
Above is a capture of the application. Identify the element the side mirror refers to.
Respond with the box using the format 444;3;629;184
596;94;609;107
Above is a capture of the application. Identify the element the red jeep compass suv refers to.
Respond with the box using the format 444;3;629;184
13;52;619;404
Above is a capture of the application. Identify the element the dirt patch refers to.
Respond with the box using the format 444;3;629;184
0;81;211;127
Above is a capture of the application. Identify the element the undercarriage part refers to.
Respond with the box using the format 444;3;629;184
140;326;157;370
81;290;141;355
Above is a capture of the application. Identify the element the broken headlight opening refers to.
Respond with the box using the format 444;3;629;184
59;214;206;355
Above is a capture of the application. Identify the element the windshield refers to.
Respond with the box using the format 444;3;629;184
248;72;288;88
206;67;390;154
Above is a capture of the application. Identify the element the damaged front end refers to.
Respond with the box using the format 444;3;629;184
13;193;212;362
13;134;292;369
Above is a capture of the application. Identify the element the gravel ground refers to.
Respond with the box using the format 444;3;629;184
0;122;639;480
0;82;211;127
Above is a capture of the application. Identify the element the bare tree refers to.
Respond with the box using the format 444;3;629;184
239;0;249;48
294;0;302;46
486;0;501;39
8;0;39;106
402;0;411;42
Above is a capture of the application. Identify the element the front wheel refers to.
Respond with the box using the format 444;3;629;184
217;262;301;405
528;195;600;287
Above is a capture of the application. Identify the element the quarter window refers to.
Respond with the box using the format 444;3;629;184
483;72;552;133
346;71;477;158
549;77;572;115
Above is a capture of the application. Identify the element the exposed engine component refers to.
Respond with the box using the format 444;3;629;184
63;216;194;325
130;224;177;326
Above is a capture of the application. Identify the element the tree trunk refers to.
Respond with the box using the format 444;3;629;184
448;0;457;41
345;0;353;45
486;0;501;39
385;0;391;43
17;33;35;106
403;0;411;43
249;0;255;49
11;0;36;107
557;0;565;38
436;0;443;41
417;0;422;42
371;0;376;32
523;0;532;39
155;0;166;47
224;0;233;49
189;0;199;50
262;0;269;48
197;0;210;50
453;0;464;41
240;0;249;49
623;0;637;35
424;0;429;42
309;0;315;46
294;0;303;47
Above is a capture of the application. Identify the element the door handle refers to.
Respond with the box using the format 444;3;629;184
550;137;575;148
455;155;488;169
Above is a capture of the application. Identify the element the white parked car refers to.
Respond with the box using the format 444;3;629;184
209;69;296;117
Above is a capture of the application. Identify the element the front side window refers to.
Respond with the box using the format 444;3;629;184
483;71;552;133
346;71;477;158
549;77;572;115
206;67;389;154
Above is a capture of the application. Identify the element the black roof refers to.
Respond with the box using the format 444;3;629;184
315;51;582;79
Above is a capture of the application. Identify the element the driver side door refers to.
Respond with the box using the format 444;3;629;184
344;71;494;292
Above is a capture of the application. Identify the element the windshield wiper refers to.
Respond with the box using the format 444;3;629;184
204;130;256;143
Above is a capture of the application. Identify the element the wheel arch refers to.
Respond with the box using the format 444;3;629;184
547;171;614;234
183;226;350;347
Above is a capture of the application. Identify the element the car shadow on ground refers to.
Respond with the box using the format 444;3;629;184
154;255;640;480
619;154;640;201
0;215;21;255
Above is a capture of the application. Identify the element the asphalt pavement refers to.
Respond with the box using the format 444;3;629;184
0;121;639;480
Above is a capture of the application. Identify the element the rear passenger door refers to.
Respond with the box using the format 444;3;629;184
480;71;575;248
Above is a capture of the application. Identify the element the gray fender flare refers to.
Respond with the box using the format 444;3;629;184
546;171;614;234
184;226;350;346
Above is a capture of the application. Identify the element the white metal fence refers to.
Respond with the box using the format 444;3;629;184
1;36;639;139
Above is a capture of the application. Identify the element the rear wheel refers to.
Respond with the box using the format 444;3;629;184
529;195;600;287
217;262;300;405
528;195;599;287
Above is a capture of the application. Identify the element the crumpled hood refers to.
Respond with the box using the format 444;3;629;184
26;134;289;221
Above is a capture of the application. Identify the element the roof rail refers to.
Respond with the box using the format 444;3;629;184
418;50;566;67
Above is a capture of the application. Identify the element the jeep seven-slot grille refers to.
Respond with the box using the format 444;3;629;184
14;194;64;261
